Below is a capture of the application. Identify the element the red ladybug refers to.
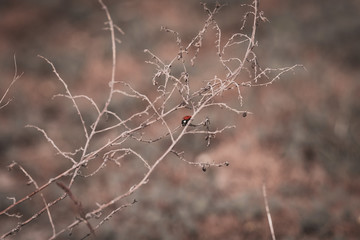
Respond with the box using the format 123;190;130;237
181;115;191;126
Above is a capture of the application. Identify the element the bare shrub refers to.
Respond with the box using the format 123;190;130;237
0;0;300;239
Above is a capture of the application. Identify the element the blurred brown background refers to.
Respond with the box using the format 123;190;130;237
1;0;360;239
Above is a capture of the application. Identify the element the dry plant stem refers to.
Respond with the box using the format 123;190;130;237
37;55;89;140
242;64;303;87
262;183;276;240
0;0;301;238
81;200;137;240
3;0;241;219
52;70;242;237
0;0;254;226
67;0;120;190
1;194;68;239
0;106;177;218
69;1;264;234
56;182;95;236
7;162;56;238
52;92;235;238
26;125;77;164
62;201;136;240
0;55;23;109
2;0;176;232
171;150;229;170
49;113;195;240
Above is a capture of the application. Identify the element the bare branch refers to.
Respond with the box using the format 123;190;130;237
104;148;151;170
53;94;100;115
26;125;77;164
56;181;95;237
8;162;56;237
171;150;229;172
242;64;304;87
0;55;23;109
263;183;276;240
38;55;89;139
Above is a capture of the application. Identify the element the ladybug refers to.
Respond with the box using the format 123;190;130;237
181;115;191;126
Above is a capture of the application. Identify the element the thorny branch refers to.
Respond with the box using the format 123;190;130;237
1;0;302;239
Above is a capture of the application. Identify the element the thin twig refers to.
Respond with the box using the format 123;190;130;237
56;182;95;237
262;183;276;240
26;125;77;164
8;162;56;238
38;55;89;139
0;55;23;109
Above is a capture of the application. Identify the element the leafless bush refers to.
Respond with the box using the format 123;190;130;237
0;0;301;239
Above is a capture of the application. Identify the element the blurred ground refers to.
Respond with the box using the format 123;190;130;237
1;0;360;239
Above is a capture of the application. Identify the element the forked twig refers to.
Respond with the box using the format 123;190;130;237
0;55;23;110
7;162;56;238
